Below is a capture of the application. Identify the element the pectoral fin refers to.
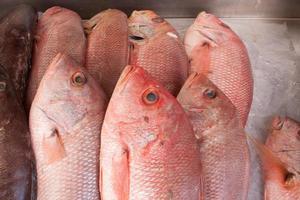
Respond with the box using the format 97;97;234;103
112;147;129;200
42;128;66;165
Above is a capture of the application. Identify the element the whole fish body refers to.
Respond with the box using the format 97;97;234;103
0;64;32;199
250;137;300;200
26;6;86;111
184;12;253;126
0;4;37;103
30;54;106;200
177;73;250;200
100;65;202;200
84;9;128;97
266;116;300;180
128;10;188;96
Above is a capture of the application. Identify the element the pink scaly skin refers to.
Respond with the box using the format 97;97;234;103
128;10;189;96
177;73;250;200
26;6;86;112
84;9;128;97
100;65;202;200
184;12;253;127
30;54;106;200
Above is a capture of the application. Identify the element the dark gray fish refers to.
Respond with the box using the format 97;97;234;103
0;64;32;199
0;4;37;103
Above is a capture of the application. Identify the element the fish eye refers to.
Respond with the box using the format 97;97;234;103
151;17;164;23
129;35;145;41
71;71;87;87
203;88;217;99
142;89;159;105
0;82;6;92
284;172;296;186
272;116;284;130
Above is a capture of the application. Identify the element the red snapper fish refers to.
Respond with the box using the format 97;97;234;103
250;137;300;200
184;12;253;126
177;73;250;200
100;65;202;200
265;116;300;177
30;54;106;200
26;6;86;111
128;10;188;95
84;9;128;97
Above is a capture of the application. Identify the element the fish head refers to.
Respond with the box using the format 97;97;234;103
178;73;238;126
195;11;231;31
266;116;300;179
32;53;106;133
185;12;233;55
128;10;177;41
249;136;300;199
110;65;184;149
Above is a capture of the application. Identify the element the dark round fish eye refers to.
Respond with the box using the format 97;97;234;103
203;88;217;99
143;90;159;105
0;81;6;92
129;35;145;41
151;17;164;23
285;172;296;185
272;116;284;130
71;71;87;86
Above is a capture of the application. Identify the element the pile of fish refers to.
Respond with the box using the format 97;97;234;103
0;4;299;200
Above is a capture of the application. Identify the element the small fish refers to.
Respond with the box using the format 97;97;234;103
249;136;300;200
26;6;86;111
0;4;37;103
84;9;128;97
177;73;250;200
266;116;300;178
128;10;188;95
184;12;253;126
30;54;106;200
0;64;31;199
100;65;202;200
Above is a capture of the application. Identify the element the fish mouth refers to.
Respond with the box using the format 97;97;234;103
195;28;219;47
128;23;154;40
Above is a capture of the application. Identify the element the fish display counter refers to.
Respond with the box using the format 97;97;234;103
0;1;299;200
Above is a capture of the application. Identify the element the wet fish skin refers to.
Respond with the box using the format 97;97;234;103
0;64;31;199
250;136;300;200
177;73;250;200
84;9;128;97
128;10;188;96
26;6;86;111
184;12;253;126
100;65;202;200
30;54;106;200
266;116;300;180
0;4;37;103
